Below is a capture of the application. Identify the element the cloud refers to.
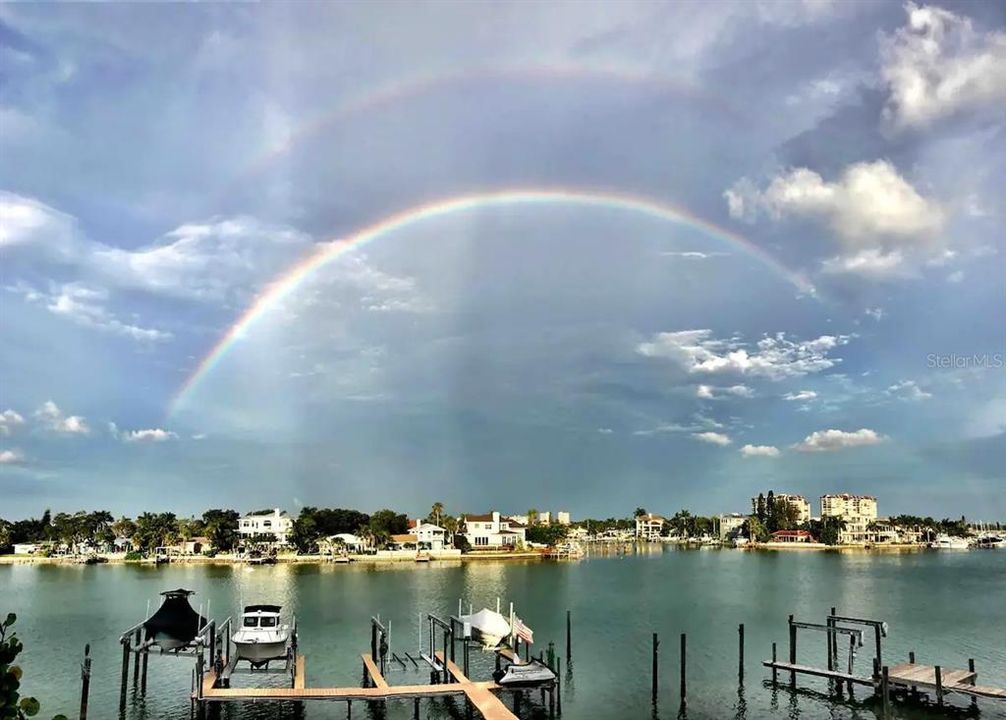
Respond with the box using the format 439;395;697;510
11;282;172;342
692;431;732;446
660;251;729;260
122;428;179;443
880;3;1006;129
740;444;780;457
597;427;613;434
0;449;25;464
886;380;932;401
726;161;943;243
793;428;885;452
947;270;965;284
34;401;90;435
783;390;817;401
864;307;885;321
638;330;849;380
697;384;754;399
0;409;26;436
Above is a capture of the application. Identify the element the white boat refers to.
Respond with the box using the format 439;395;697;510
733;534;750;548
976;534;1005;548
493;658;556;687
930;534;969;549
231;605;292;666
459;608;511;649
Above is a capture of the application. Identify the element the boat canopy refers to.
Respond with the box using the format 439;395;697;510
143;588;207;647
243;604;282;614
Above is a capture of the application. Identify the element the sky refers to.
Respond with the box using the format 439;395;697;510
1;1;1004;521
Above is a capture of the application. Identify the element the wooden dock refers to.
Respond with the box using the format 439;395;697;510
197;651;518;720
888;662;1006;701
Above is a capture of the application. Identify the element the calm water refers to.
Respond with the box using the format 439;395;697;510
4;548;1006;720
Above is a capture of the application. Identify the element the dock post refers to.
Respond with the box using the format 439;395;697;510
935;665;944;706
133;628;141;685
79;643;91;720
119;637;130;711
874;624;882;668
738;623;744;681
771;642;777;685
651;632;659;705
908;651;917;695
556;656;562;715
829;607;837;669
679;632;687;703
881;665;890;719
788;615;796;687
141;650;148;694
413;698;419;719
968;659;977;707
548;640;555;669
566;610;571;663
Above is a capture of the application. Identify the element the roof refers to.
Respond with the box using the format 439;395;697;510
413;522;446;532
638;513;666;522
820;494;876;501
505;519;527;528
464;513;495;522
391;534;418;544
772;530;813;537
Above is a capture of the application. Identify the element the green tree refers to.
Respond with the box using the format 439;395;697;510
1;612;68;719
427;502;445;527
526;524;569;546
755;494;766;522
527;508;539;525
133;513;179;553
111;516;136;541
746;516;770;543
201;509;239;551
289;508;321;554
807;517;845;545
633;508;647;518
369;509;407;537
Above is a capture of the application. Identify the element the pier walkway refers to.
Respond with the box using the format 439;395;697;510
197;652;518;720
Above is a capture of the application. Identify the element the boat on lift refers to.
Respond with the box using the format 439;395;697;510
143;589;207;652
231;605;292;667
493;658;557;687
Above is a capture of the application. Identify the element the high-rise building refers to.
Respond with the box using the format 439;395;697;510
820;494;878;544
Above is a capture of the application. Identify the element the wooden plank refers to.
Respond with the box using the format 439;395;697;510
464;684;519;720
761;661;872;686
888;664;976;687
361;654;389;688
203;684;468;700
294;655;305;690
946;684;1006;700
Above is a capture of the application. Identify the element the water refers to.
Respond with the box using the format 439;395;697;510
4;548;1005;720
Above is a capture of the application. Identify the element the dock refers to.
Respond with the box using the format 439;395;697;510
196;651;518;719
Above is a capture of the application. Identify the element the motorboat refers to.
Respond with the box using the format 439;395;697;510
459;608;511;649
976;534;1005;549
143;589;207;651
930;534;969;549
232;605;292;667
493;658;557;687
733;534;750;548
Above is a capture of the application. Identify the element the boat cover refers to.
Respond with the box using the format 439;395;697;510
459;608;511;646
243;604;282;613
143;589;207;646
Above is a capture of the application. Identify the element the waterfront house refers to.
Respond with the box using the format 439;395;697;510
389;533;418;550
238;508;293;546
412;522;450;550
718;513;747;541
770;529;814;544
821;494;878;544
13;542;39;555
320;533;367;554
179;536;210;555
635;513;667;541
462;511;527;549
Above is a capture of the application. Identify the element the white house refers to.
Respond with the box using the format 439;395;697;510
635;513;666;540
320;533;367;554
13;543;39;555
462;512;527;549
413;522;450;550
238;509;293;545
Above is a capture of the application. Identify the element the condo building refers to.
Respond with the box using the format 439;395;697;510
820;494;878;544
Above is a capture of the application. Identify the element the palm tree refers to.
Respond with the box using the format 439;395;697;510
527;508;539;525
429;502;445;527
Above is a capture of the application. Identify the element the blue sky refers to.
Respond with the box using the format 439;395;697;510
1;1;1004;520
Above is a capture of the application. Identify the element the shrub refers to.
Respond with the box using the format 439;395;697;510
123;551;143;561
1;612;67;719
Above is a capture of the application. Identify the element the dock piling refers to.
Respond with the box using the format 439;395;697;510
133;628;141;685
881;665;890;719
830;607;837;669
119;638;130;711
935;665;944;706
738;623;744;681
679;633;687;703
556;656;562;715
651;632;659;704
969;658;977;707
79;643;91;720
771;642;777;685
788;615;796;687
566;610;571;663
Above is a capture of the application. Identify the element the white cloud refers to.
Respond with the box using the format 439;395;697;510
0;409;25;435
740;444;781;457
34;401;90;435
638;330;849;380
783;390;817;401
0;449;25;464
122;428;179;443
660;251;729;260
864;307;885;321
886;380;932;401
880;3;1006;129
697;384;754;399
947;270;965;284
725;161;946;277
13;282;172;342
793;428;885;452
597;427;613;434
692;431;732;446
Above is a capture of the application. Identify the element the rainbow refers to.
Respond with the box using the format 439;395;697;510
168;188;816;416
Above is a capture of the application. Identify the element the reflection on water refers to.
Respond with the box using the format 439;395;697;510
4;550;1006;720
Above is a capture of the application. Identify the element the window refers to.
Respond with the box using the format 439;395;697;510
243;617;258;628
260;616;277;628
